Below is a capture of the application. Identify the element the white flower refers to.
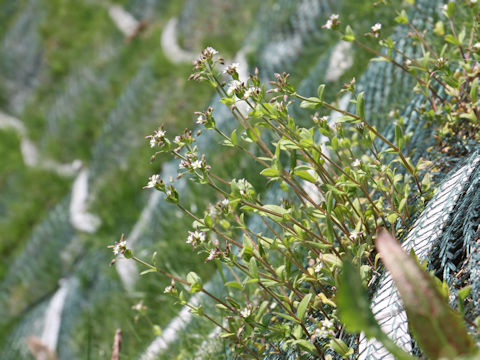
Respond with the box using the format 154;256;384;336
206;249;216;262
227;80;243;95
240;306;252;318
321;319;333;329
191;160;203;169
154;129;166;138
148;128;166;148
113;240;126;255
224;62;239;74
315;328;327;338
203;47;218;57
315;262;323;273
371;23;382;32
473;42;480;51
164;285;174;294
221;198;229;207
352;159;361;167
149;137;157;148
145;174;161;188
323;14;339;29
196;115;206;124
349;231;361;241
187;230;206;246
243;87;260;99
132;301;147;311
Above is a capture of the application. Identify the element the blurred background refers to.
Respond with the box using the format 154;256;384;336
0;0;411;358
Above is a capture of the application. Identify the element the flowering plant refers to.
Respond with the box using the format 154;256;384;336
113;1;480;357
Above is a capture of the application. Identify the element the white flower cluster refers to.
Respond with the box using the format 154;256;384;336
349;230;362;241
203;47;218;58
145;174;162;189
148;128;166;148
196;115;206;125
240;305;252;318
314;318;334;338
187;230;206;247
224;62;239;75
323;14;339;30
206;248;216;262
243;86;261;100
227;80;244;96
113;240;126;255
237;178;254;198
178;153;207;172
164;285;174;294
371;23;382;37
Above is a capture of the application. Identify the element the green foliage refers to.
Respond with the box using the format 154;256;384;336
127;1;480;358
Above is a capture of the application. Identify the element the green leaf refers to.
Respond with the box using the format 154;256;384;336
225;281;243;289
395;124;405;150
331;136;339;151
458;285;472;303
329;338;354;357
335;115;361;123
356;92;365;119
470;78;478;104
434;21;445;36
260;168;281;177
445;34;460;45
394;10;409;24
231;129;238;145
204;214;213;228
219;332;236;338
140;269;157;275
260;204;289;222
317;84;326;102
186;272;203;293
273;312;300;324
292;339;316;353
326;191;333;214
296;293;312;321
294;170;317;183
220;97;236;105
447;1;455;18
249;257;259;279
300;97;322;109
342;25;355;42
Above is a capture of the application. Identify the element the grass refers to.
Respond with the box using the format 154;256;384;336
0;129;70;279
